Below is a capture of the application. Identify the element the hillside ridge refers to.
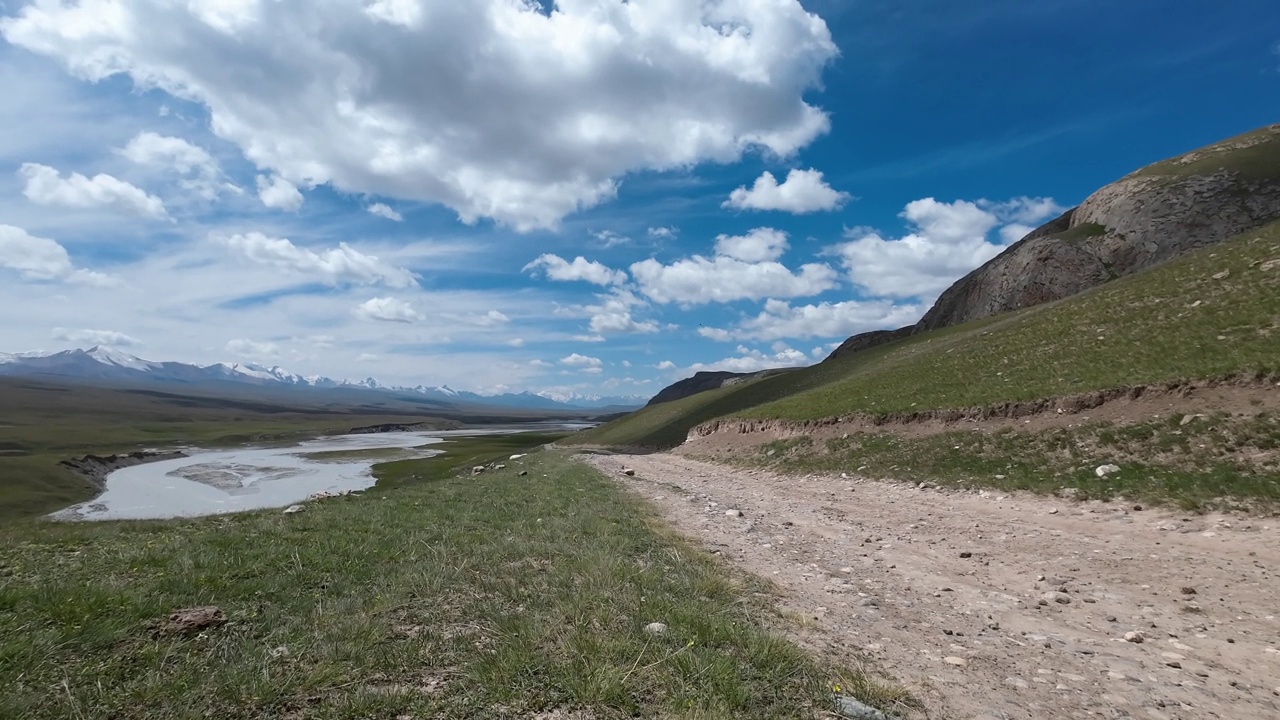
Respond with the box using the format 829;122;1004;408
918;123;1280;329
646;124;1280;406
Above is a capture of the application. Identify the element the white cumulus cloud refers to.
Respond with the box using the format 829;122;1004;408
630;229;837;305
580;289;659;335
699;298;925;342
1;0;837;230
367;203;403;221
724;168;850;213
256;174;304;211
51;327;140;347
0;224;119;287
19;163;168;219
471;310;510;327
688;344;809;373
225;338;279;359
120;131;234;199
353;297;422;323
219;232;418;288
833;196;1061;300
524;254;627;286
713;227;789;263
560;353;603;369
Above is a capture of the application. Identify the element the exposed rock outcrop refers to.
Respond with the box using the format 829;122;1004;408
918;125;1280;330
825;325;916;362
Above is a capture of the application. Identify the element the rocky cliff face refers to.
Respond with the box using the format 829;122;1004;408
919;125;1280;330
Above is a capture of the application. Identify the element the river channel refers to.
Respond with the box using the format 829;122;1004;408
53;427;563;521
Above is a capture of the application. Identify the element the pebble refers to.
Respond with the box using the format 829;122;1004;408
725;509;743;518
943;656;967;667
1123;631;1145;643
959;551;972;559
644;622;668;635
1041;592;1071;605
1004;677;1029;689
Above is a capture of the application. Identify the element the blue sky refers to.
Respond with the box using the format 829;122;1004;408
0;0;1276;399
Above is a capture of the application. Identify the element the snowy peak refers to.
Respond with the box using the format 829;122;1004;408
228;363;305;384
0;347;645;411
85;346;158;371
536;390;648;407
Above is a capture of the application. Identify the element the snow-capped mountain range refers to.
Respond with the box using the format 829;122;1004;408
0;347;645;411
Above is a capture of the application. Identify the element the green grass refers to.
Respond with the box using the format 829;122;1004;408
1055;221;1108;241
571;219;1280;453
0;438;909;719
749;222;1280;421
722;411;1280;512
1131;124;1280;182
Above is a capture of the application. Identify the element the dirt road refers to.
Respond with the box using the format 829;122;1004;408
584;452;1280;720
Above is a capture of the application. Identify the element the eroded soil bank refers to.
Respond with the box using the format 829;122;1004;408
689;375;1280;444
586;452;1280;720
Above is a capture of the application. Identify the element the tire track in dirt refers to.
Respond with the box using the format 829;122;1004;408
585;452;1280;720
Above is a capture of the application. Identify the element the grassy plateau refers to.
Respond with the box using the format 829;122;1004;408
0;432;905;719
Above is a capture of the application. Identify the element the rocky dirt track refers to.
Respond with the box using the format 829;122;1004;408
584;453;1280;720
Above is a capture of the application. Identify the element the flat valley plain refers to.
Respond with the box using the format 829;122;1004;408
0;385;906;719
0;377;596;521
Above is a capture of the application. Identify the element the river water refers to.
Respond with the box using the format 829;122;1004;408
52;427;569;521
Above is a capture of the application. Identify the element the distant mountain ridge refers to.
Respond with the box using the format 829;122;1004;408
0;347;644;411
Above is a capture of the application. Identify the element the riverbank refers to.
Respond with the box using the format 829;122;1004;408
58;450;189;490
0;440;908;719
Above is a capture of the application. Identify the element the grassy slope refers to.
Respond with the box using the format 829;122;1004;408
571;220;1280;450
1131;124;1280;182
0;438;906;720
